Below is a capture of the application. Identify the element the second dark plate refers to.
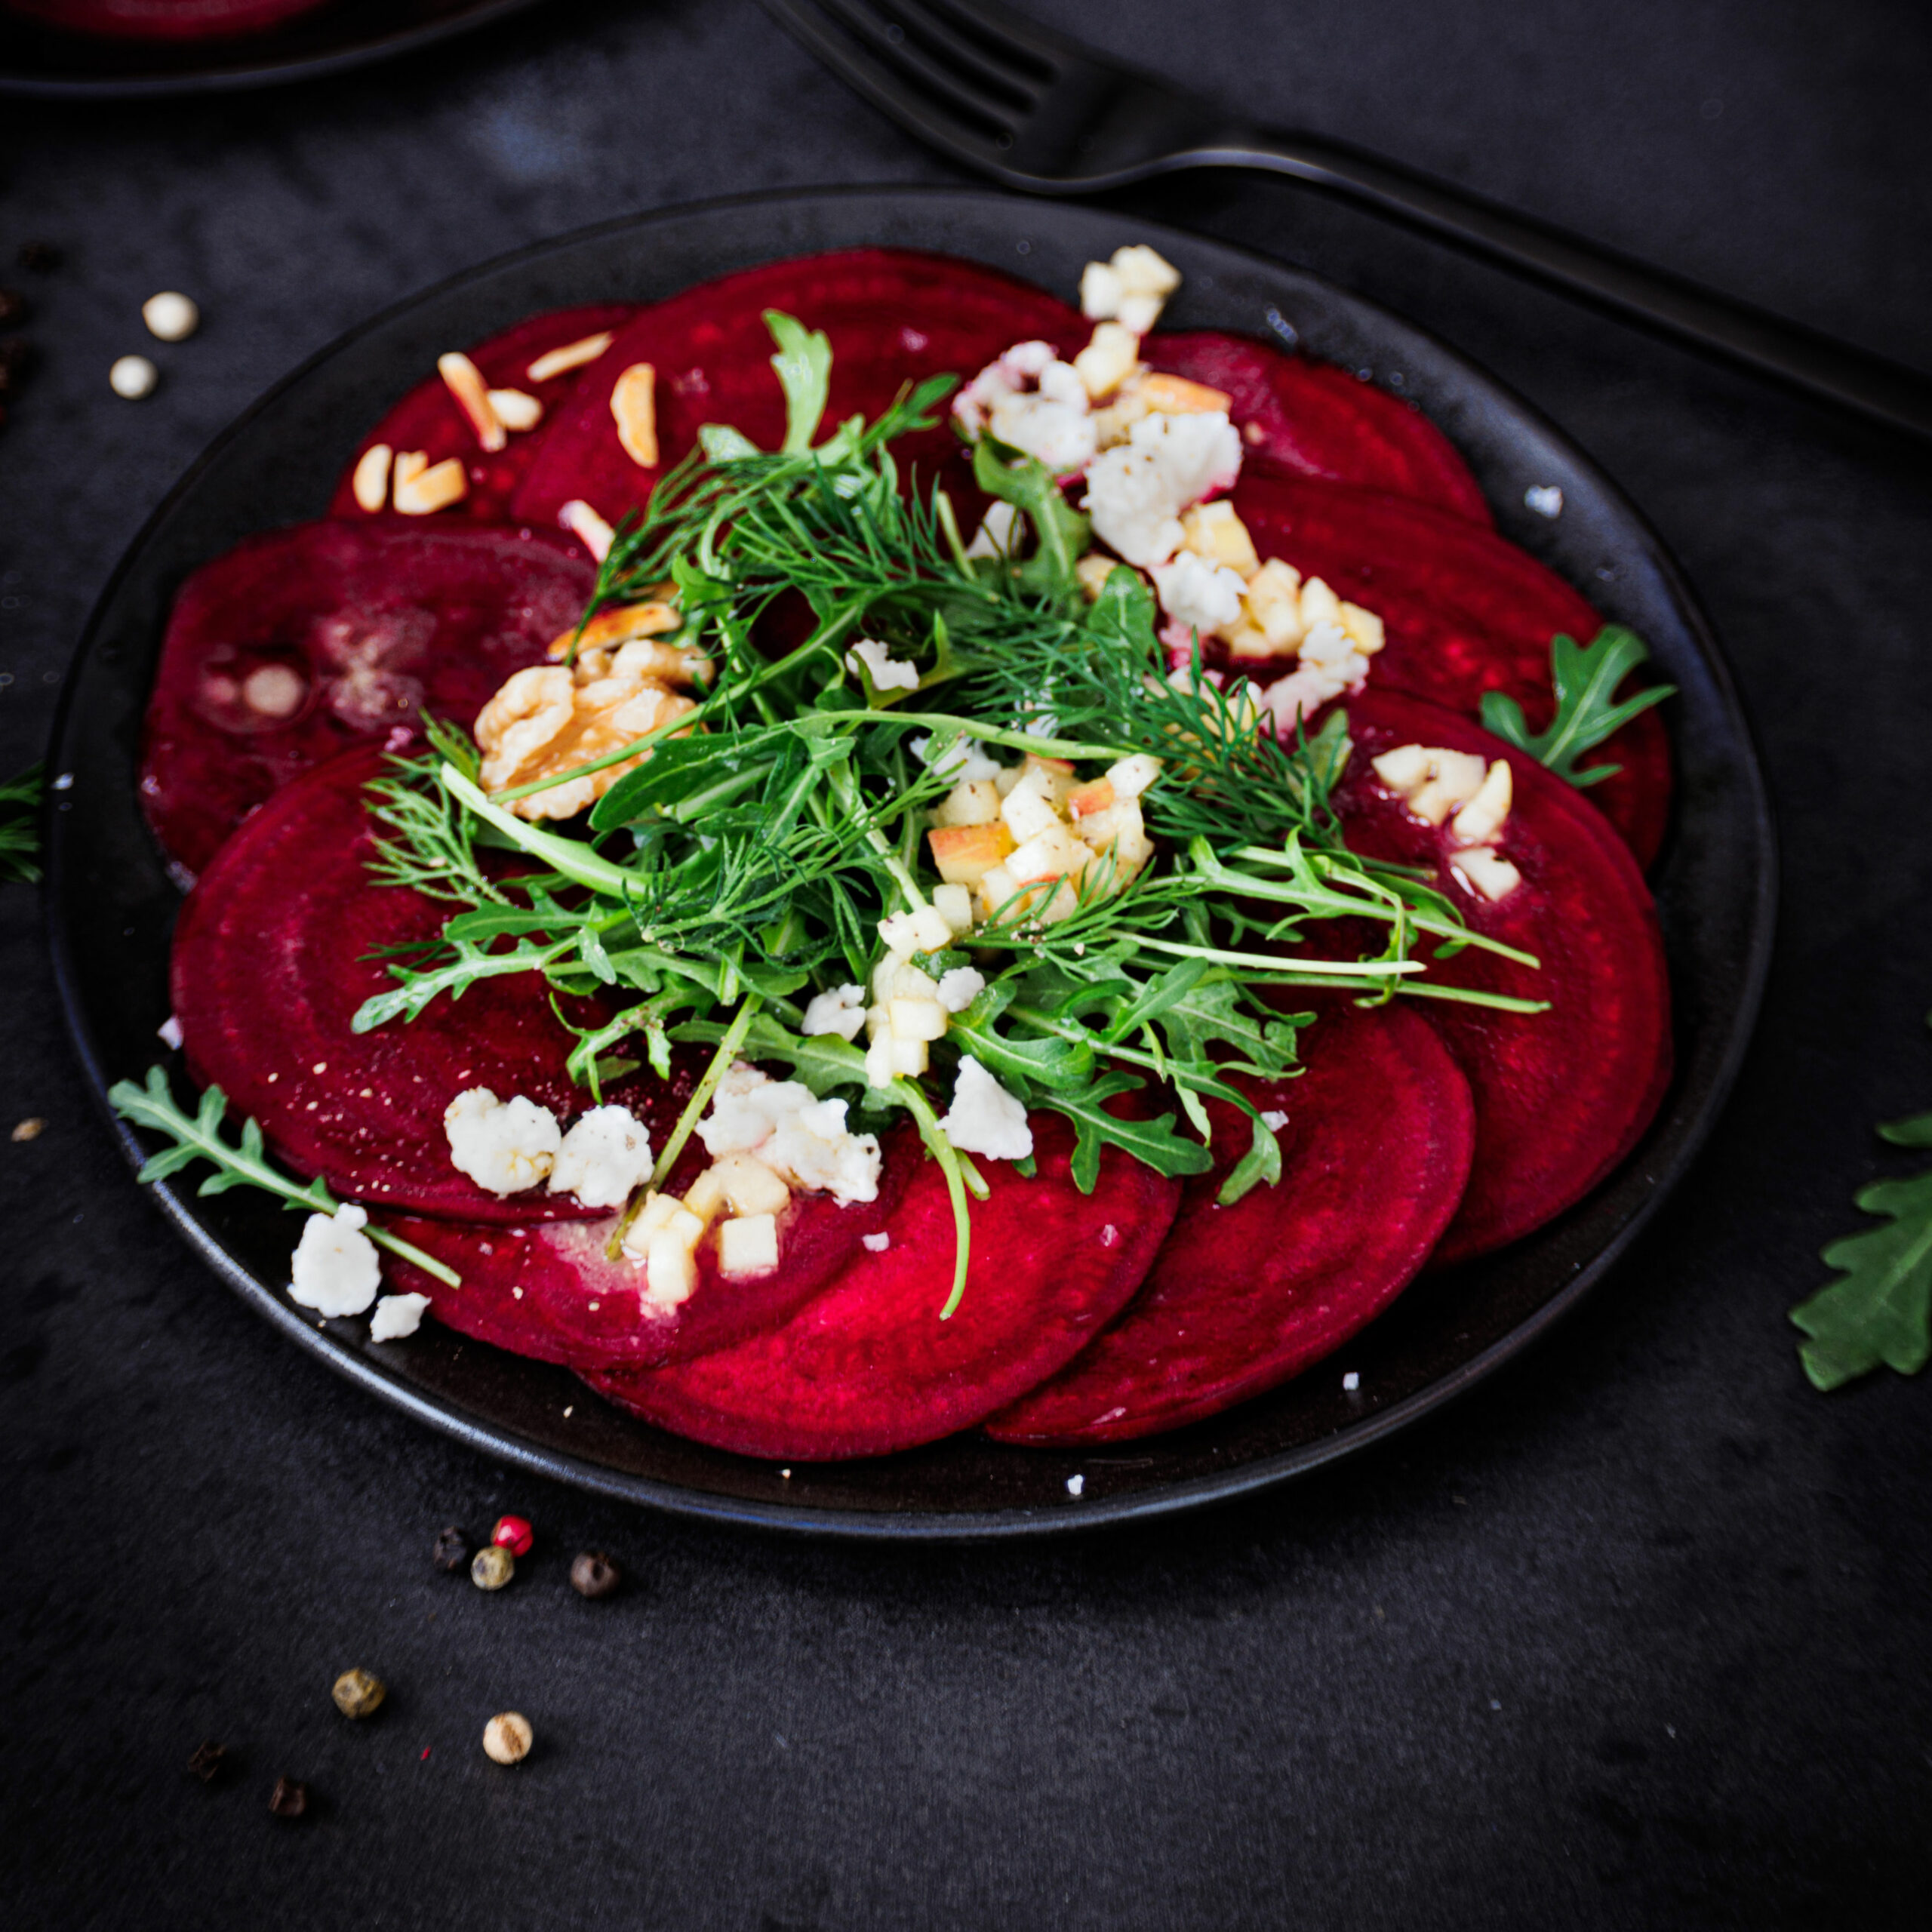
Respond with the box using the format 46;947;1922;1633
45;186;1775;1537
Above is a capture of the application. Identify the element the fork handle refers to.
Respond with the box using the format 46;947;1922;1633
1184;129;1932;440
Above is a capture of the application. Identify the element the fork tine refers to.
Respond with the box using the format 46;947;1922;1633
875;0;1057;96
907;0;1075;78
814;0;1036;130
761;0;1017;164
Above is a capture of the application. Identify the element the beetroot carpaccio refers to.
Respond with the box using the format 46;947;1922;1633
121;238;1681;1467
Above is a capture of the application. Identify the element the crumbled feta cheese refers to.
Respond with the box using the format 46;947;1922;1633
1524;485;1564;518
697;1065;881;1204
1152;551;1247;641
964;500;1022;560
987;386;1098;473
801;983;868;1041
288;1204;381;1317
861;1231;892;1253
936;966;986;1013
940;1057;1033;1161
880;903;955;956
909;732;1003;783
158;1014;184;1050
444;1088;561;1195
547;1104;654;1209
1080;245;1181;333
846;638;921;693
369;1292;430;1341
1082;411;1243;566
1261;1109;1289;1132
1342;1370;1361;1392
1066;1473;1086;1497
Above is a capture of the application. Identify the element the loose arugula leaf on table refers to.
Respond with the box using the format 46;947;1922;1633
1789;1017;1932;1392
1480;625;1675;787
108;1066;459;1287
0;760;43;885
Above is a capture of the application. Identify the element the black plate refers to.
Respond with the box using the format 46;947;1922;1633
45;186;1776;1539
0;0;540;99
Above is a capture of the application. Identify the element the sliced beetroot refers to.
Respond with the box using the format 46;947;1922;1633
510;248;1084;536
376;1128;915;1372
1217;469;1672;867
1143;331;1491;526
585;1111;1181;1460
5;0;332;41
139;518;594;878
1332;690;1672;1264
327;304;638;524
171;744;696;1225
380;1223;584;1367
986;1001;1474;1444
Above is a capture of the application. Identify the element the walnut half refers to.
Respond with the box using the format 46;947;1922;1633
475;599;707;820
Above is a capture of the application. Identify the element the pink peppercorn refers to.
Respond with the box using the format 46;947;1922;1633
491;1514;534;1557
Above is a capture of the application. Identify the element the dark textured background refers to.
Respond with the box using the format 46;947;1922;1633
2;2;1929;1924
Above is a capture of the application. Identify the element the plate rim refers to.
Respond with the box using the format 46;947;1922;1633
43;182;1778;1540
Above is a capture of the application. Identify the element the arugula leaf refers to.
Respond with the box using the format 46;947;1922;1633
764;309;832;454
1790;1168;1932;1391
1219;1110;1284;1208
971;436;1089;595
0;760;43;885
1041;1072;1214;1195
1480;626;1675;787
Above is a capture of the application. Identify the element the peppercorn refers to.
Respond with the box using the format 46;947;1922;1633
186;1740;226;1783
491;1514;534;1557
570;1550;620;1599
16;242;60;273
268;1777;308;1818
431;1524;470;1573
481;1712;533;1765
0;290;26;328
471;1543;514;1590
331;1667;386;1719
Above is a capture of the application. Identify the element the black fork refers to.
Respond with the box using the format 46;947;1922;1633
763;0;1932;441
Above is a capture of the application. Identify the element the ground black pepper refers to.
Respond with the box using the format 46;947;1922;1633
570;1550;621;1599
268;1777;308;1819
431;1524;469;1573
186;1740;226;1784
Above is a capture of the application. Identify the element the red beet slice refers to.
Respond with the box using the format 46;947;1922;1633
510;248;1086;535
380;1223;583;1367
171;744;697;1225
378;1127;915;1371
138;518;594;878
1221;470;1672;868
327;304;638;524
1143;331;1491;526
986;1001;1474;1444
1332;690;1672;1264
585;1111;1181;1460
5;0;331;41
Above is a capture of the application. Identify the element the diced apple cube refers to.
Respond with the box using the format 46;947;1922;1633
888;1035;930;1077
1073;321;1141;398
1075;553;1124;600
1298;574;1343;628
1008;822;1091;886
645;1231;700;1309
933;778;1002;828
999;773;1063;843
1140;372;1235;417
992;764;1023;797
929;820;1016;887
1371;744;1435;792
707;1152;792;1217
1073;798;1153;884
623;1190;692;1259
1340;600;1386;654
681;1166;730;1224
1226;624;1286;660
1105;752;1162;799
1181;500;1259;576
879;903;955;956
1068;777;1115;820
889;998;949;1043
1450;845;1523;903
932;884;975;934
864;1034;896;1089
1021;753;1077;803
717;1213;780;1279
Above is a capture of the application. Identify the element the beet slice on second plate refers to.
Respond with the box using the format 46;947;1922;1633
986;1001;1474;1445
139;518;595;879
1143;331;1491;526
171;744;696;1226
1334;690;1672;1265
327;303;638;524
585;1112;1181;1460
1225;470;1673;869
380;1127;915;1372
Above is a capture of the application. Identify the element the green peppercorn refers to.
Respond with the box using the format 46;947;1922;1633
331;1667;386;1718
471;1543;514;1591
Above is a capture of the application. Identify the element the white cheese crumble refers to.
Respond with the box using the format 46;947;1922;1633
801;983;868;1041
1081;411;1243;567
861;1231;892;1253
157;1014;184;1050
369;1292;431;1341
1342;1370;1361;1392
936;966;986;1013
1260;1109;1289;1132
444;1088;561;1195
1152;551;1247;640
696;1064;881;1204
909;732;1003;783
1066;1473;1086;1497
547;1104;654;1209
288;1204;381;1317
1524;485;1564;518
845;638;921;693
940;1057;1033;1162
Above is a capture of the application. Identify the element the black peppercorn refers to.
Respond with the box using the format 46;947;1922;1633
186;1740;226;1784
432;1524;469;1573
0;291;26;328
570;1550;621;1599
268;1776;308;1819
16;242;60;273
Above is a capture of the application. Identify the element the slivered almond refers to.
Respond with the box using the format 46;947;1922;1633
351;442;392;513
527;331;614;384
558;498;615;561
610;362;659;468
438;352;505;452
392;454;468;515
488;387;543;432
1137;371;1232;414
